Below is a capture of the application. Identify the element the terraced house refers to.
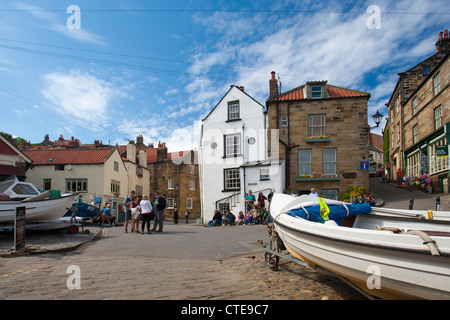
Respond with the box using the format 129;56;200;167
389;30;450;193
266;71;371;199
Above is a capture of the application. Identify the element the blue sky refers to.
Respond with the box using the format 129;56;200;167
0;0;448;151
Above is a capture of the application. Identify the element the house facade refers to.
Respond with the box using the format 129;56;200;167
0;133;32;181
23;148;133;219
266;72;370;199
119;135;201;220
388;30;450;192
369;133;384;176
199;85;284;223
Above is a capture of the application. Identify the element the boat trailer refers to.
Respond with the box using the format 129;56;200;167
258;223;377;300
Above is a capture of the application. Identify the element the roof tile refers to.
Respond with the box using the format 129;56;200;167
24;148;113;165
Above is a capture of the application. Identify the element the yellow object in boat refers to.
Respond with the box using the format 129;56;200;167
318;198;330;221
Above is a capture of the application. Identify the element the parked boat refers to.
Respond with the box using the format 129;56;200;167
0;177;77;223
0;176;42;200
269;193;450;300
63;199;100;219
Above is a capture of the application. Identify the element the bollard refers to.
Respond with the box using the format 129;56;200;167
436;196;440;211
409;198;414;210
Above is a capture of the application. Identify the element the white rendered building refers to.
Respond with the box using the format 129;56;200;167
199;85;284;223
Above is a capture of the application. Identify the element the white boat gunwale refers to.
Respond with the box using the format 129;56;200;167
274;217;450;257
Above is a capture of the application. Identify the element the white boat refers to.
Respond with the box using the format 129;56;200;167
269;193;450;300
0;176;42;200
0;177;77;223
0;193;77;223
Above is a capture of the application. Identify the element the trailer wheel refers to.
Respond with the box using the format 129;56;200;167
265;252;279;271
68;225;79;234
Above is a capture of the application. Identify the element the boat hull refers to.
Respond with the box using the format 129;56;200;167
0;194;78;223
271;194;450;300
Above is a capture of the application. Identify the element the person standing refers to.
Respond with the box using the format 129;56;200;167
130;195;141;233
244;190;256;214
173;206;179;224
184;210;189;224
123;190;135;233
309;188;319;197
152;192;166;232
140;194;153;234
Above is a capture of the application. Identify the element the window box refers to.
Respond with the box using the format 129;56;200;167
305;136;330;143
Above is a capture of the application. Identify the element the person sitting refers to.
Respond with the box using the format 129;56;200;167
206;209;222;226
261;207;269;224
251;205;260;225
223;210;236;226
237;211;245;225
100;204;116;226
245;211;253;225
367;195;376;206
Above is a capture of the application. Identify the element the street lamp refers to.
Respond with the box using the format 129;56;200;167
371;110;383;129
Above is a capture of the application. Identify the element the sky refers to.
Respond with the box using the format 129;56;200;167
0;0;448;152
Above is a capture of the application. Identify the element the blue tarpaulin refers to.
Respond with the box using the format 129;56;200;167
286;203;371;225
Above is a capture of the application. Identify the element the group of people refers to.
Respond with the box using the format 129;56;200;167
353;192;376;206
205;189;274;227
122;190;167;234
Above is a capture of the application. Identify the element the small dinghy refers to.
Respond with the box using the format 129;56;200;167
269;193;450;300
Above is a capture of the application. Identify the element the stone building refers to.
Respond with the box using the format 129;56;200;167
148;143;200;220
392;30;450;193
120;136;201;219
387;30;450;187
266;72;371;199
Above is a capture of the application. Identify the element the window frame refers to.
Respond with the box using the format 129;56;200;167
224;133;241;157
323;148;337;176
412;96;417;116
167;198;175;209
433;72;440;96
66;178;88;193
223;168;240;191
186;198;193;209
260;168;270;180
310;85;323;99
298;149;312;176
413;124;419;144
434;105;442;129
227;101;240;121
308;114;326;137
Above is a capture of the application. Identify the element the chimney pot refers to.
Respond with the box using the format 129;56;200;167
439;31;443;39
271;71;275;80
445;29;449;38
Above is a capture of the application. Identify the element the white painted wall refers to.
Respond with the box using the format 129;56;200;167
200;86;284;222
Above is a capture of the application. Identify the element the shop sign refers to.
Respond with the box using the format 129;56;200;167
437;145;449;158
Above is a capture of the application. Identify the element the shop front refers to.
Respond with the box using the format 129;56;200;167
405;123;450;193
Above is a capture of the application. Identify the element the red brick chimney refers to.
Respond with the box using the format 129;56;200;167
269;71;278;100
435;29;450;53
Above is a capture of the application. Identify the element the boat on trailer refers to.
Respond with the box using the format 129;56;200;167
0;177;77;223
269;193;450;300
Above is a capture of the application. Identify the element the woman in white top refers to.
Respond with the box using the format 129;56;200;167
140;194;153;234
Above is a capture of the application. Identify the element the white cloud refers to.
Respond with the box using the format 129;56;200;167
15;2;105;46
50;24;106;46
41;70;118;127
